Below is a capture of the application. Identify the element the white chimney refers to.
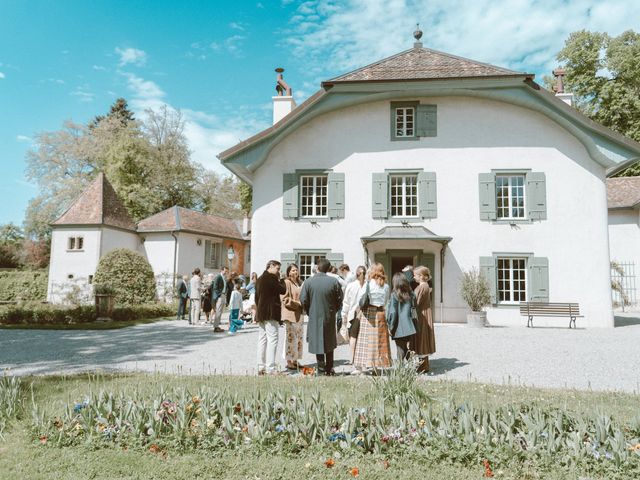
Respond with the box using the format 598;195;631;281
272;68;296;124
553;68;574;107
242;216;251;236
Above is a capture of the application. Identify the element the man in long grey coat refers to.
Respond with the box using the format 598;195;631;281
300;258;343;375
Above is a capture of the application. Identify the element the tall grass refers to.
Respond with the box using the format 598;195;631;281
0;373;23;438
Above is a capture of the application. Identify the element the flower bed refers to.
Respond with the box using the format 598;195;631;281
29;379;640;478
0;303;175;325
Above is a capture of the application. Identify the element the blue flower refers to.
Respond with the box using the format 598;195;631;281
328;432;346;442
275;424;286;433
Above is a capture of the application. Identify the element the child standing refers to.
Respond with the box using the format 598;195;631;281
228;280;244;334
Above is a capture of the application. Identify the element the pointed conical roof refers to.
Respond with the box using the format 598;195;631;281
52;172;137;231
325;46;528;83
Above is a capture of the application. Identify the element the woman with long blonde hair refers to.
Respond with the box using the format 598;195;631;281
413;265;435;372
352;262;392;372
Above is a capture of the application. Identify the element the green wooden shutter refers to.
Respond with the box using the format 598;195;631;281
479;256;497;305
327;172;345;219
479;173;497;220
418;171;437;219
282;173;299;219
527;172;547;221
372;173;389;219
528;256;549;302
280;252;296;267
326;252;344;269
416;104;437;137
204;240;212;269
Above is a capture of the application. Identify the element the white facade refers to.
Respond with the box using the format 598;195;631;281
608;208;640;309
249;96;614;327
47;226;139;303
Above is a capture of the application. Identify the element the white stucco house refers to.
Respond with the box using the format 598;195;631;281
47;173;250;304
607;176;640;309
219;34;640;327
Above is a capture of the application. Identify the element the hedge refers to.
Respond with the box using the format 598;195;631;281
0;303;175;325
0;270;48;302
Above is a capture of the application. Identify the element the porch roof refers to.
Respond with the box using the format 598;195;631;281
361;225;452;244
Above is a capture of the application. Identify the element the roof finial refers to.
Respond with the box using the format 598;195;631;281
552;68;566;94
413;23;423;48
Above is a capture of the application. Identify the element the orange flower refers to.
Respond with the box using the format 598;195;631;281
350;467;359;477
382;460;390;469
324;458;335;468
242;425;249;433
483;459;494;478
302;366;316;376
39;435;48;445
234;403;242;413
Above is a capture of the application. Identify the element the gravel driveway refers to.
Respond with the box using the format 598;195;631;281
2;314;639;393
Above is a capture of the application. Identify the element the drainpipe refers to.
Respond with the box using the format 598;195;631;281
171;231;178;288
439;241;448;324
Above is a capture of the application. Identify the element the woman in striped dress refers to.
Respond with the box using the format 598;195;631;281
353;263;392;372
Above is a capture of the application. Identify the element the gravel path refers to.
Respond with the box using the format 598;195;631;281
2;314;639;393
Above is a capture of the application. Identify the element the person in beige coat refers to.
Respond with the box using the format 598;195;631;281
281;263;303;370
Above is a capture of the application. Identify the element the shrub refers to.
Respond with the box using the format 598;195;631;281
459;267;492;312
93;249;156;305
0;303;174;325
0;270;48;302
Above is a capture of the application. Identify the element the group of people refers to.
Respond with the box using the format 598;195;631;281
252;258;435;376
175;266;253;334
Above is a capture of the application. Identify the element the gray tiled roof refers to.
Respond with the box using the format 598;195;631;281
607;176;640;209
327;46;526;83
52;173;137;231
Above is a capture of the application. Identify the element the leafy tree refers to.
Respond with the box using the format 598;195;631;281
0;223;24;268
239;181;252;215
91;97;135;128
195;170;244;219
552;30;640;175
93;248;156;305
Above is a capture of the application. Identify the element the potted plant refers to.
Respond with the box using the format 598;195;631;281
459;268;492;327
94;283;116;321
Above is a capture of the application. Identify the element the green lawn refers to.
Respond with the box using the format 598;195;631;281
1;373;638;479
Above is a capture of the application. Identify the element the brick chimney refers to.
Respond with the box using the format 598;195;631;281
272;68;296;124
553;68;574;107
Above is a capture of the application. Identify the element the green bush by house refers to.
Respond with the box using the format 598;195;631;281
0;270;48;302
0;303;174;325
93;249;156;305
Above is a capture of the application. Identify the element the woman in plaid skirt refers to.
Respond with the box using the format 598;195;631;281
353;263;392;372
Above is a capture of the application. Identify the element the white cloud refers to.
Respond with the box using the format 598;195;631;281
70;86;95;102
16;135;31;142
120;72;269;172
284;0;640;80
115;47;147;67
93;65;107;71
229;21;246;31
0;72;5;79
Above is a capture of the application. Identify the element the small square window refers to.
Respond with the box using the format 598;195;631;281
299;176;328;218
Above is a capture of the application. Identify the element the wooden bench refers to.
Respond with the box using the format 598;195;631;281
519;302;582;328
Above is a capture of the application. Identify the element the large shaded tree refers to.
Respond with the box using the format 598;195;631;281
552;30;640;175
24;99;201;237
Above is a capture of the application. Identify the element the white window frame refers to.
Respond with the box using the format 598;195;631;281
299;175;328;218
67;236;84;251
395;107;415;138
389;174;419;218
297;253;326;281
497;257;527;304
496;174;526;220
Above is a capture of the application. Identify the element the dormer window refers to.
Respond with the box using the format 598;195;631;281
390;101;437;141
67;236;84;251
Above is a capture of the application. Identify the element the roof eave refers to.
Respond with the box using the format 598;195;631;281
321;73;534;88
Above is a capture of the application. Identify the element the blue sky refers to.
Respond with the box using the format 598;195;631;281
1;0;639;226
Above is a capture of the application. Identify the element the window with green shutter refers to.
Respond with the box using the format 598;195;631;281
390;102;437;141
283;171;345;220
479;171;547;222
480;254;550;306
282;249;344;280
374;170;437;220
